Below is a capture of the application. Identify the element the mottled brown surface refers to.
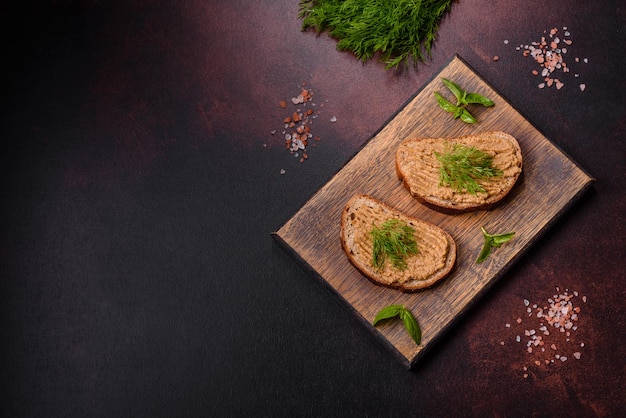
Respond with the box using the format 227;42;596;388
2;0;624;416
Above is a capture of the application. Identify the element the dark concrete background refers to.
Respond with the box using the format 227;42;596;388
2;0;624;416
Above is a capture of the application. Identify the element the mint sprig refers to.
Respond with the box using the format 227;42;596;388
476;226;515;263
373;304;421;345
435;78;494;123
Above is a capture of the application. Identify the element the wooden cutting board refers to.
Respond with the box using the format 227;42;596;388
272;55;594;369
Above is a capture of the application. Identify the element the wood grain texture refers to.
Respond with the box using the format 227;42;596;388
272;55;594;369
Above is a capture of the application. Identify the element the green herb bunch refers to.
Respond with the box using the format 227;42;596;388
370;219;418;271
298;0;454;69
435;142;503;194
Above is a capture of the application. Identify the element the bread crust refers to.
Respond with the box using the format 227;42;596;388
340;194;456;292
396;131;523;214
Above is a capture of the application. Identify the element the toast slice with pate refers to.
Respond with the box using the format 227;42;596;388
340;194;456;292
396;131;523;213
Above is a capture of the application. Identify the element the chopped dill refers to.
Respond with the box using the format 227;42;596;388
370;219;418;271
298;0;454;69
435;142;503;194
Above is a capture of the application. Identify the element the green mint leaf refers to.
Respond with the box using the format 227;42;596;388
373;304;422;345
400;309;422;345
476;235;493;263
373;304;404;325
459;108;478;124
434;92;459;114
464;92;495;107
476;227;515;263
491;232;515;247
441;78;465;105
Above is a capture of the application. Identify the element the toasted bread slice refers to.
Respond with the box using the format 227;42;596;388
340;194;456;292
396;131;523;213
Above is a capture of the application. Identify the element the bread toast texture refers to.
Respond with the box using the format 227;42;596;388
340;194;456;292
396;131;523;213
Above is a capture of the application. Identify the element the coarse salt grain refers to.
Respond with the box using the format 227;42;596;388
506;288;586;377
513;26;587;91
274;84;327;166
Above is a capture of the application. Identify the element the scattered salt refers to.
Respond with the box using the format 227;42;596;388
511;26;587;90
274;84;329;166
506;288;586;377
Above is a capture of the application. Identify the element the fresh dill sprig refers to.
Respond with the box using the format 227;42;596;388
298;0;454;69
370;219;418;271
435;142;503;194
